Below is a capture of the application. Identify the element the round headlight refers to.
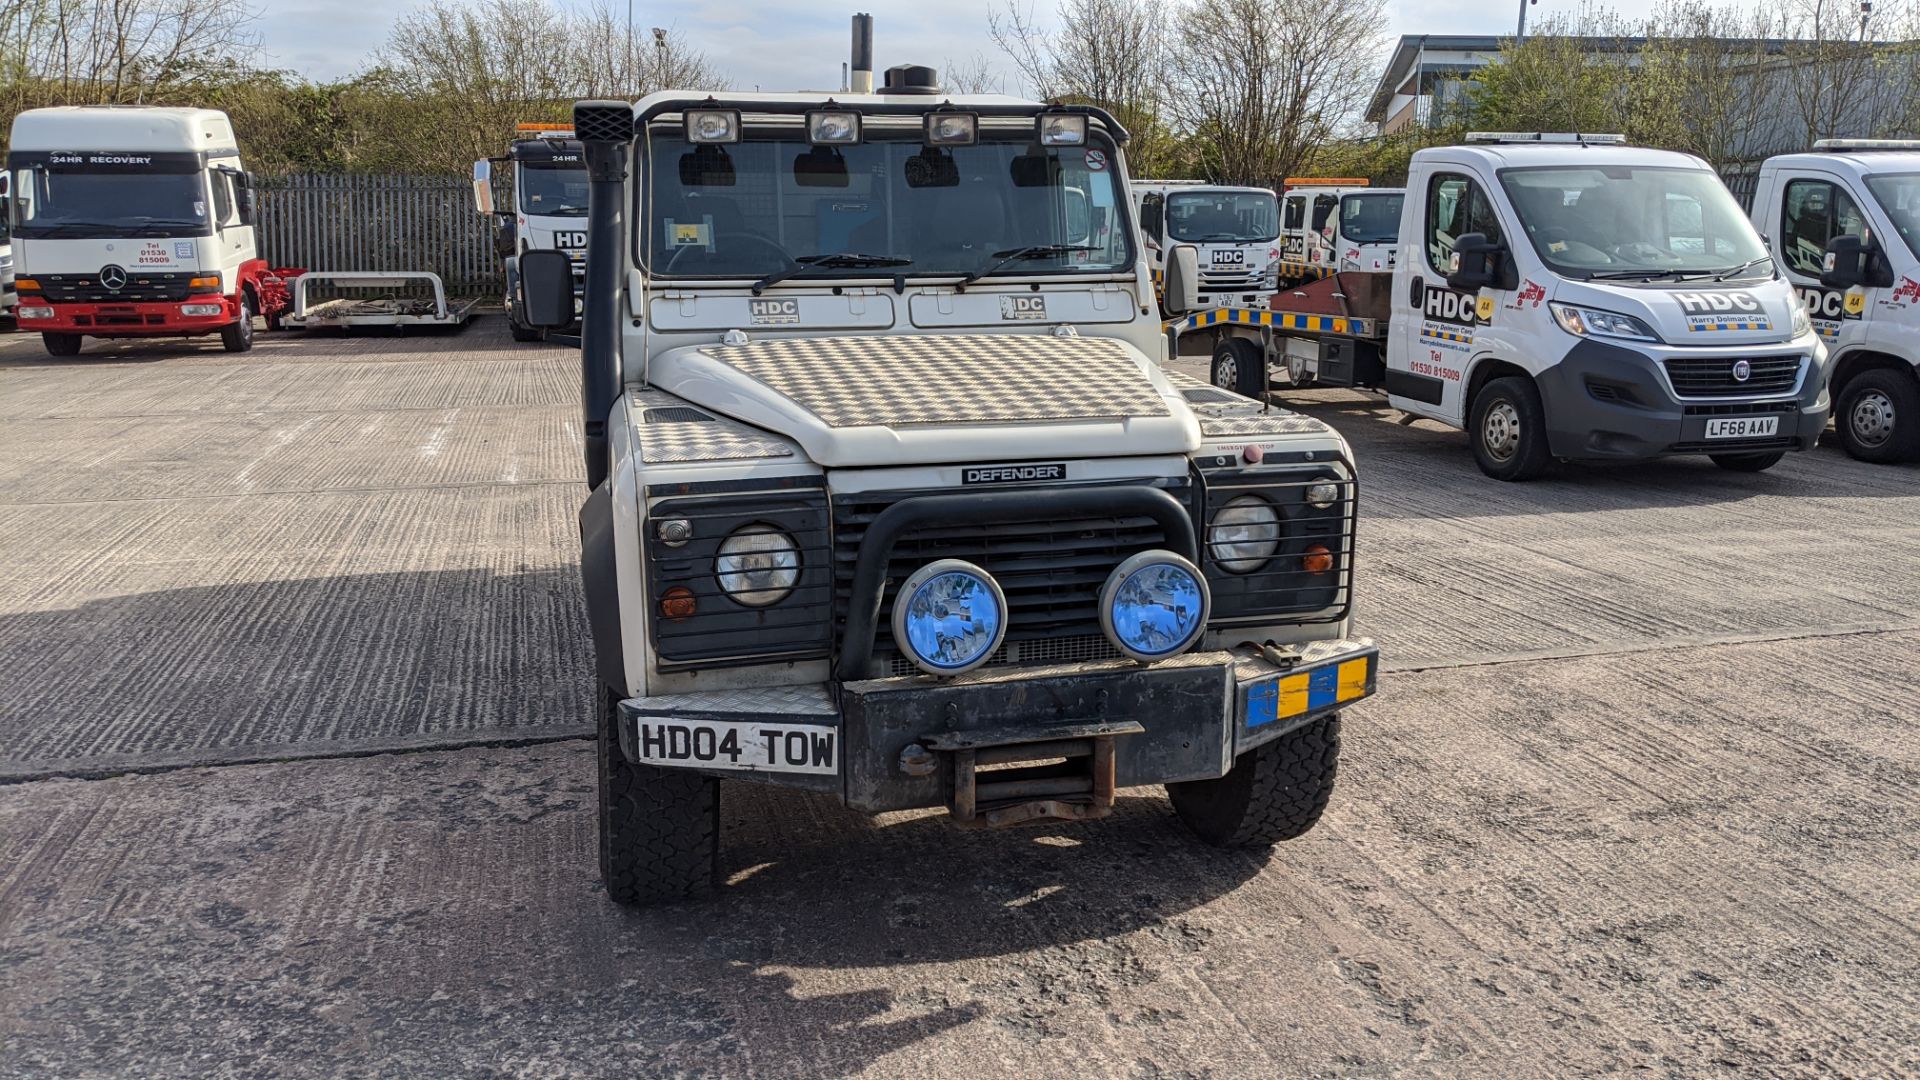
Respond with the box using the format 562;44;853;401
1208;495;1281;573
1099;551;1210;663
714;525;799;607
891;559;1006;675
1306;479;1342;509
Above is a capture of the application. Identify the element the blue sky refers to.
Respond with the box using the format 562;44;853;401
256;0;1700;89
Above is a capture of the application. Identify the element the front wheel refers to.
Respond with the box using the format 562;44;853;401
597;685;719;906
42;332;83;357
1710;451;1786;473
221;296;255;353
1211;337;1267;400
1168;714;1341;848
1835;368;1920;463
1469;375;1552;481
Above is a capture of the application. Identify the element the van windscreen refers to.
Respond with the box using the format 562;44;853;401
1499;166;1768;280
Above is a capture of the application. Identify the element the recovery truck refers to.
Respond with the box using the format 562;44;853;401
1177;133;1831;481
1749;139;1920;462
1134;179;1281;311
473;124;589;341
1276;178;1405;282
511;47;1378;905
5;106;298;356
0;174;13;326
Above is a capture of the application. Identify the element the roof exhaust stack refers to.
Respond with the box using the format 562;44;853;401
851;13;874;94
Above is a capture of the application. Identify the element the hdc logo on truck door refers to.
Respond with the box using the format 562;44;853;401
553;230;588;250
1418;284;1480;350
1673;290;1773;333
1798;286;1864;340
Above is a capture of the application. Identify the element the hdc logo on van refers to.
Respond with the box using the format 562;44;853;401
1000;295;1047;321
749;298;801;325
1673;290;1772;333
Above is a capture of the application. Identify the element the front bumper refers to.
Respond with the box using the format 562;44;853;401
1538;337;1829;460
14;296;238;335
618;637;1377;814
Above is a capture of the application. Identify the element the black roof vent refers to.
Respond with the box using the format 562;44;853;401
882;65;941;95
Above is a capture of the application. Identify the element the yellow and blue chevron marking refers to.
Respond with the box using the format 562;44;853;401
1420;326;1474;344
1274;260;1334;281
1689;319;1772;332
1244;654;1373;729
1172;307;1358;334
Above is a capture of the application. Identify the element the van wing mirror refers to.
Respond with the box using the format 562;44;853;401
1163;244;1203;315
1446;232;1503;292
472;159;496;216
1821;234;1891;289
520;249;575;329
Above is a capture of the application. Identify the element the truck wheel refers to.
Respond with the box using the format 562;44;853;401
1169;714;1341;848
596;684;719;906
1285;348;1317;389
221;296;255;353
1835;368;1920;463
1710;451;1786;472
41;332;83;357
1470;376;1552;481
1211;337;1267;399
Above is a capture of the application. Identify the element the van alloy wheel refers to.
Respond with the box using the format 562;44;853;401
1849;388;1896;449
1482;400;1522;462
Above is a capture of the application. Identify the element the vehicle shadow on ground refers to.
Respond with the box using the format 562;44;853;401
0;314;514;369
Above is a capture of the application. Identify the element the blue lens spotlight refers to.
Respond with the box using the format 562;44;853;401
891;559;1007;675
1099;551;1210;663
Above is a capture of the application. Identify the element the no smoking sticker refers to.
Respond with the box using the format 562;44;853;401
1084;149;1107;171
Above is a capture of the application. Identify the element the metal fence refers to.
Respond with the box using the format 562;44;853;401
254;174;502;296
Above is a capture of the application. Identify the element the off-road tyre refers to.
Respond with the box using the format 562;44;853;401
1709;451;1786;473
1212;336;1267;400
597;684;719;906
1835;367;1920;463
1470;375;1553;481
1168;714;1341;848
41;332;83;357
221;296;255;353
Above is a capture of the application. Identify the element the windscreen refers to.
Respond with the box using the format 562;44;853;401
1339;192;1402;244
8;167;210;239
1166;190;1278;243
641;125;1132;280
1864;173;1920;260
520;163;589;217
1499;165;1768;279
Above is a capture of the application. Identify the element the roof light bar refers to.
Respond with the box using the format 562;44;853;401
515;122;575;140
1466;132;1627;145
1814;138;1920;152
1284;177;1369;187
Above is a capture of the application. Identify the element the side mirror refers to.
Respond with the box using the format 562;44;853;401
521;249;575;329
472;159;496;216
1446;232;1502;292
1821;234;1891;289
493;217;518;260
1163;244;1202;315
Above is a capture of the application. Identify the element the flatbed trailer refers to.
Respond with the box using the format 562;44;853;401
279;272;479;331
1170;271;1392;395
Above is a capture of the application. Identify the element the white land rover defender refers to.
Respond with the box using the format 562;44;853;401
517;62;1377;906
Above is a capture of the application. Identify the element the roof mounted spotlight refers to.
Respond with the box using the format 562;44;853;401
807;107;862;145
1035;112;1088;147
685;108;741;144
924;111;978;146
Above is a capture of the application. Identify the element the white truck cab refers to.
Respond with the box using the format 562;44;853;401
1751;140;1920;462
1134;180;1280;310
0;174;13;324
1175;133;1829;480
5;106;278;356
474;124;590;341
511;51;1379;906
1277;179;1404;281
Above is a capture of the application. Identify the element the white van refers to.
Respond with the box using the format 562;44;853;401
1133;180;1279;309
1749;140;1920;461
1173;134;1830;480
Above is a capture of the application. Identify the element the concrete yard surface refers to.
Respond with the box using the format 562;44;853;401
2;321;1918;1077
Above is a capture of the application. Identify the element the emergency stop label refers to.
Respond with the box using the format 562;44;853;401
1674;290;1773;333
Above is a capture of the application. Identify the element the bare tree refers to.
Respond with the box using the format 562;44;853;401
941;52;1007;95
0;0;258;121
571;7;723;100
1167;0;1387;186
1633;1;1783;166
988;0;1177;174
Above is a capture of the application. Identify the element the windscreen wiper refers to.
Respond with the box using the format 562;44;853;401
1587;268;1690;281
24;221;122;237
1711;256;1775;281
956;244;1100;289
751;252;913;294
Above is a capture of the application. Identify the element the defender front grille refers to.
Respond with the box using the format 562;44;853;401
832;479;1192;679
1663;355;1802;397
